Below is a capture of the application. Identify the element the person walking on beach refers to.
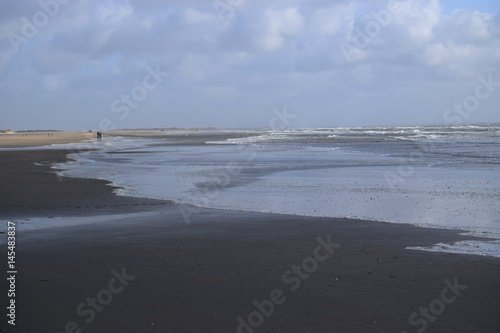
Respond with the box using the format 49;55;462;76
97;131;102;140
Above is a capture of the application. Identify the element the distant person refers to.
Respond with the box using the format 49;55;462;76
97;131;102;140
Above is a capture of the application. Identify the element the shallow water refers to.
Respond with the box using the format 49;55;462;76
50;125;500;257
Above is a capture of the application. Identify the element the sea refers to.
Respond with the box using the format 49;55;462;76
27;125;500;257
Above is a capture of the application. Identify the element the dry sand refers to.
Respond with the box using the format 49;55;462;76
0;131;94;148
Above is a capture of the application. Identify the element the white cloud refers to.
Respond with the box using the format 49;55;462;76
95;1;133;26
447;10;495;43
256;8;304;51
397;0;441;44
420;42;480;68
183;8;215;24
310;3;358;36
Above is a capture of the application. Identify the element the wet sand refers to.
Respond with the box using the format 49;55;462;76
0;149;499;332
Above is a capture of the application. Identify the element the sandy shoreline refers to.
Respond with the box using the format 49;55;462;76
0;131;95;148
0;149;499;332
0;129;255;148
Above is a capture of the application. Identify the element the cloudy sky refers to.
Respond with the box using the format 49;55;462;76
1;0;499;130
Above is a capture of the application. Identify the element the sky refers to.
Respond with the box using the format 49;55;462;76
0;0;499;131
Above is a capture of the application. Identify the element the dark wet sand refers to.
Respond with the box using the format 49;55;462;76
0;150;499;333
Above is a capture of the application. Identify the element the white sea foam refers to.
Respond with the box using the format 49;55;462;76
407;240;500;258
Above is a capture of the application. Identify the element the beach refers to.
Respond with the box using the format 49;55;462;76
1;128;499;332
2;0;499;331
0;131;95;148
